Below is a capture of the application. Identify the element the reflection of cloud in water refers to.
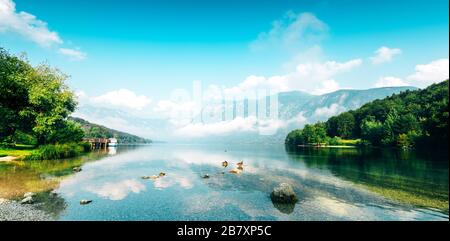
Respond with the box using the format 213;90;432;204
313;196;357;217
108;147;117;155
153;174;193;190
183;191;287;220
86;179;146;200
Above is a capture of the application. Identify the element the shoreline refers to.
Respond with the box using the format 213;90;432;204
0;198;54;221
0;156;19;163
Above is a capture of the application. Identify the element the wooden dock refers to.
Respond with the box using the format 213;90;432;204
83;138;112;149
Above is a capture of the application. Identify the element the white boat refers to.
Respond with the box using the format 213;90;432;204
108;138;118;147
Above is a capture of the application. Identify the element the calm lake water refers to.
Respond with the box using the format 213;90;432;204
1;144;448;220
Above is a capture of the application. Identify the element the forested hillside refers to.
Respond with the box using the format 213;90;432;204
70;117;152;144
286;80;449;149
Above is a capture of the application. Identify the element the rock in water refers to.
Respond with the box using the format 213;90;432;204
73;167;82;172
229;169;241;174
23;192;35;198
202;174;210;179
270;183;298;204
80;200;92;205
20;196;34;204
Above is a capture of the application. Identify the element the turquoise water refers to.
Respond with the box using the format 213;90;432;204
47;144;448;221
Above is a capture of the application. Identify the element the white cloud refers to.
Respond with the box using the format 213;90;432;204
374;76;409;88
175;116;257;138
314;103;345;118
174;113;307;138
87;179;146;201
0;0;62;46
219;58;362;97
0;0;86;60
370;46;402;64
407;59;449;84
91;89;152;110
250;12;328;51
311;79;340;95
58;48;87;61
154;99;197;126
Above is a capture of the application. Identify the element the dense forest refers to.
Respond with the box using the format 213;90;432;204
286;80;449;149
70;117;152;144
0;48;83;146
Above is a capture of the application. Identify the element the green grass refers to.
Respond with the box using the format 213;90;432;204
1;142;91;160
25;142;91;161
0;148;35;159
337;139;361;146
365;185;449;212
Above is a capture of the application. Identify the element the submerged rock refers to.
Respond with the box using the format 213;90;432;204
80;200;92;205
202;174;210;179
270;183;298;204
272;202;296;214
20;196;34;204
23;192;35;198
142;175;159;180
229;169;241;174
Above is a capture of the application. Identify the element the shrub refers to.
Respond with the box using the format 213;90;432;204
25;142;90;160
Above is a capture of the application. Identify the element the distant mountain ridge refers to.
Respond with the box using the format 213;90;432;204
74;86;418;143
69;117;152;144
285;86;418;120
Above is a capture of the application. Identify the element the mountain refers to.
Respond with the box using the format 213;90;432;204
277;86;417;121
73;86;418;144
69;117;152;144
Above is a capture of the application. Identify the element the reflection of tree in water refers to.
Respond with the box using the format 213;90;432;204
285;147;449;211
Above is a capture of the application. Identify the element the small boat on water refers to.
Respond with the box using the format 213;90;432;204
108;138;118;147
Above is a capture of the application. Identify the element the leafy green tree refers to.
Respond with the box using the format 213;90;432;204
0;48;83;145
360;116;383;146
392;113;420;136
0;49;32;142
47;120;85;144
24;65;78;144
335;112;356;139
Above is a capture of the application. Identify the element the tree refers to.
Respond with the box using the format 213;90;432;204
335;112;355;139
360;116;383;146
0;49;32;142
0;48;83;145
286;80;449;149
48;120;85;144
392;113;420;136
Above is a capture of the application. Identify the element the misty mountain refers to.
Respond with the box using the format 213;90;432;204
73;86;417;143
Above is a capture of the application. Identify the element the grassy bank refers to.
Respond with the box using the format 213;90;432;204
0;144;35;159
1;142;91;160
25;143;91;161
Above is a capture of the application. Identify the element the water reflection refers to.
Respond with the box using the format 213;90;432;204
286;147;449;213
1;144;448;220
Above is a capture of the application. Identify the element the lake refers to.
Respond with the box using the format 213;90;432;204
0;144;448;220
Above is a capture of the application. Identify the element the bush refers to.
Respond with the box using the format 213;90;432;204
80;142;92;152
25;142;91;160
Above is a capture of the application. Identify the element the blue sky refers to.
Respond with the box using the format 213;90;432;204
1;0;449;108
